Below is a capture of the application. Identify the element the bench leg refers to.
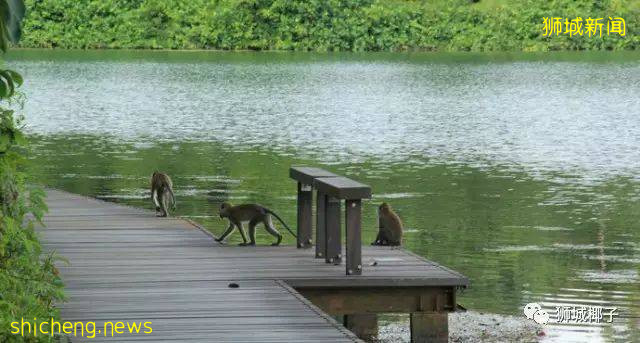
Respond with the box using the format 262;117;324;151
345;199;362;275
315;191;327;258
325;196;341;264
410;312;448;343
296;182;313;248
344;314;377;342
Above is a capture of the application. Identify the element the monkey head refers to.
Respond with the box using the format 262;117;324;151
379;202;391;213
219;202;232;218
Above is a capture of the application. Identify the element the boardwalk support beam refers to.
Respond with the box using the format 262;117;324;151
410;312;448;343
296;286;455;343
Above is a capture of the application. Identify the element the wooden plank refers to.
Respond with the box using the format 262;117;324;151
296;181;313;248
39;189;468;343
315;191;327;258
345;199;362;276
289;166;337;185
41;189;361;343
296;287;456;314
325;196;342;264
314;177;371;200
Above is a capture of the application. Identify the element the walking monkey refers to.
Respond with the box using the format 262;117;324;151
216;203;296;246
150;171;176;217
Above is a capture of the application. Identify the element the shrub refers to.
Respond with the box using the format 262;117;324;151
20;0;640;51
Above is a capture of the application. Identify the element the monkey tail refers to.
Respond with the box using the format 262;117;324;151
167;186;176;210
264;208;297;238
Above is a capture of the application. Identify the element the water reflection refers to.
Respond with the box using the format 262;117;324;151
27;135;640;341
15;50;640;342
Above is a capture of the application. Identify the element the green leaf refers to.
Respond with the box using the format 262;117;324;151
0;77;8;98
6;69;22;86
0;70;14;97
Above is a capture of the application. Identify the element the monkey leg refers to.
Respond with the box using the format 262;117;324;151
215;223;236;243
264;216;282;246
371;230;383;245
160;190;170;217
152;189;160;212
156;192;165;217
241;218;260;247
236;222;252;246
378;230;391;246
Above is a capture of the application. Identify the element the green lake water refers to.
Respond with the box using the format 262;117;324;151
9;50;640;342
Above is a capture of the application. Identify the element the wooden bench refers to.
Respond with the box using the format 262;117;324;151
314;176;371;276
289;166;337;249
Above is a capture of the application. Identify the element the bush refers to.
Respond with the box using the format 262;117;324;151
20;0;640;51
0;1;66;341
0;81;65;343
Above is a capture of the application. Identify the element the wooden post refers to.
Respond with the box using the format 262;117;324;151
344;314;378;342
345;199;362;275
296;182;313;248
325;196;341;264
410;312;448;343
315;191;327;258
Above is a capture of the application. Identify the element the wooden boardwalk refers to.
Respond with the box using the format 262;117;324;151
40;189;468;342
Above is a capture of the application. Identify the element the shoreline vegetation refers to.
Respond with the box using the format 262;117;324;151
1;2;65;342
21;0;639;52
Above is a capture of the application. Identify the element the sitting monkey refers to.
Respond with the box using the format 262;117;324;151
372;202;403;246
216;203;296;246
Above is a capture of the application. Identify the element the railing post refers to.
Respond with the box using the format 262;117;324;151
296;182;313;248
345;199;362;275
315;191;327;258
325;196;342;264
289;167;338;255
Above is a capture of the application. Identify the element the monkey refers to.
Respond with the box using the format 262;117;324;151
372;202;403;246
150;171;176;217
215;203;296;246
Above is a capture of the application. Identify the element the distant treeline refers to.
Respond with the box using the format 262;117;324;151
20;0;639;51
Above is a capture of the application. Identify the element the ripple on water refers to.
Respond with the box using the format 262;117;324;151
15;56;640;185
575;269;639;284
502;225;574;232
12;51;640;343
580;254;640;264
523;288;636;342
484;245;553;252
186;175;242;183
372;192;427;199
552;243;626;251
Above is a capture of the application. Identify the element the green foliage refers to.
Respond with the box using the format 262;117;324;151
0;1;65;341
0;78;65;343
19;0;640;51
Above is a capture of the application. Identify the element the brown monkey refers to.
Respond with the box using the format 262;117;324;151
372;202;403;246
150;171;176;217
216;203;296;246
